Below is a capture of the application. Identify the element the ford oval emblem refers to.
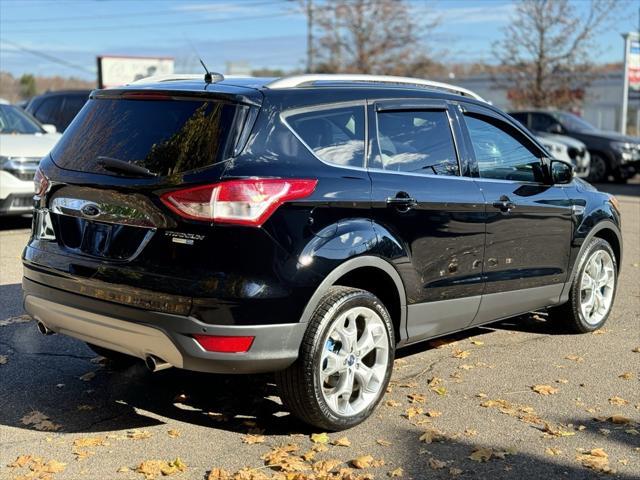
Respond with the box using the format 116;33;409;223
81;204;101;217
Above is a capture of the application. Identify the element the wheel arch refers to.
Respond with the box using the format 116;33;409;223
299;256;408;343
559;220;622;303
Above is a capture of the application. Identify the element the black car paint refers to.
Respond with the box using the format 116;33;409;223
23;80;622;364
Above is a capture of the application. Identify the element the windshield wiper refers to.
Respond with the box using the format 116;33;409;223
97;156;157;178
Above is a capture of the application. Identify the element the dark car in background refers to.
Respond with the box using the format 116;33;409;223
25;90;91;133
509;110;640;183
23;74;622;430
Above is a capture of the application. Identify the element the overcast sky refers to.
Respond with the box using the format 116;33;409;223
0;0;637;81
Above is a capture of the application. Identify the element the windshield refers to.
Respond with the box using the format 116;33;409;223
553;112;597;133
51;97;250;177
0;104;44;134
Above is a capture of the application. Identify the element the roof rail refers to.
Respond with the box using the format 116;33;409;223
128;74;215;85
265;74;486;102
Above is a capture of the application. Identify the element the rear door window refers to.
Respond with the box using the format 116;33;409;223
50;97;251;177
286;105;365;167
374;109;459;175
34;97;63;126
59;94;88;131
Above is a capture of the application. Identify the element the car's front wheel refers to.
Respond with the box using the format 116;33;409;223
587;153;608;183
276;286;395;431
551;237;617;333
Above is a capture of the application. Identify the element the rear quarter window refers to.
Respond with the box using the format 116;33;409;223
285;105;365;168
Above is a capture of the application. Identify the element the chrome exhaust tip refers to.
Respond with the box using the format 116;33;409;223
36;321;54;336
145;355;172;372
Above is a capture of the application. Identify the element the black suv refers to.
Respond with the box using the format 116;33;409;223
25;89;91;133
509;110;640;183
23;74;622;430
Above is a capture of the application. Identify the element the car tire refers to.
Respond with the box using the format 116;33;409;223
550;238;617;333
587;153;608;183
86;343;138;368
276;286;395;431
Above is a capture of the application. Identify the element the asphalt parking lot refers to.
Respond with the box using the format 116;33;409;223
0;181;638;480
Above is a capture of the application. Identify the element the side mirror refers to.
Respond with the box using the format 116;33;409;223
548;123;563;134
550;159;573;184
42;124;57;134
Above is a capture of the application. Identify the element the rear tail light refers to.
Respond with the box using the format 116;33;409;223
33;167;48;196
193;334;254;353
160;178;317;226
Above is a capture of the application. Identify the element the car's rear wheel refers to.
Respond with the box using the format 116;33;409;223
587;153;608;183
276;286;394;431
551;238;617;333
86;343;138;368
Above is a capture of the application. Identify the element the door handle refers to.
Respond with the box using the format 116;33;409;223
386;193;417;212
492;196;515;212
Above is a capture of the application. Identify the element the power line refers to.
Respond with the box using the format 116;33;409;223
2;0;282;24
1;10;298;35
0;38;94;74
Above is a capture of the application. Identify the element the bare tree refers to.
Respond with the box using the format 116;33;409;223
310;0;438;75
494;0;626;109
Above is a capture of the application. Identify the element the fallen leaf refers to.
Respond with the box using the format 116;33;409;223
136;458;186;479
351;455;374;469
313;459;342;473
332;437;351;447
419;427;446;444
388;467;403;477
469;447;493;462
407;393;426;404
449;467;463;476
20;410;62;431
127;430;152;440
632;347;640;353
206;468;230;480
618;372;634;380
425;410;442;418
376;439;392;447
532;385;559;395
471;340;484;346
404;407;423;419
79;371;96;382
564;354;584;362
609;396;629;406
431;386;447;396
577;448;611;473
117;466;131;473
452;349;471;359
167;429;181;438
428;457;447;469
0;314;31;327
8;455;33;468
0;355;7;365
242;434;265;444
73;437;106;448
385;400;401;407
545;447;562;456
311;432;329;444
608;415;631;424
542;422;576;437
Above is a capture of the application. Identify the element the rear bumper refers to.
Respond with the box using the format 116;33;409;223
22;276;306;374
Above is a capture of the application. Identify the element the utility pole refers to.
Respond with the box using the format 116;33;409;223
306;0;313;73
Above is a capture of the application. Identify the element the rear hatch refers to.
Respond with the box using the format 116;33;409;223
24;86;276;318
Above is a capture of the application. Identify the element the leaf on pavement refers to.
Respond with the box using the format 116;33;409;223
469;447;512;462
404;407;423;419
425;410;442;418
0;355;7;365
73;437;106;448
407;393;426;404
428;457;447;469
351;455;374;469
0;314;31;327
20;410;62;431
632;346;640;353
136;458;186;479
332;436;351;447
542;422;575;437
312;459;342;473
419;427;446;444
167;429;181;438
564;354;584;362
8;455;33;468
127;430;152;440
609;396;629;405
577;448;611;473
79;371;96;382
471;340;484;346
608;415;631;424
618;372;634;380
242;434;265;444
431;386;447;396
545;447;562;456
532;385;559;395
376;439;392;447
388;467;403;477
452;349;471;359
311;432;329;444
385;400;401;407
206;468;230;480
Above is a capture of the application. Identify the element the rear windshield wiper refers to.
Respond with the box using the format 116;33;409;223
97;156;157;178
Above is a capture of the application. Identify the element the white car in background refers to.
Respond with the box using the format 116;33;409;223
536;132;590;179
0;104;61;216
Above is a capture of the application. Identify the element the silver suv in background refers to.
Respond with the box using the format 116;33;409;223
536;132;590;178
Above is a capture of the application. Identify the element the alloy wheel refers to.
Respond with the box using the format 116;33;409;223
579;249;615;325
319;306;390;417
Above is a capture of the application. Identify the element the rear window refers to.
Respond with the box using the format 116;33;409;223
51;97;251;177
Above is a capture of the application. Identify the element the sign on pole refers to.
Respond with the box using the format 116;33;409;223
97;55;175;89
621;32;640;134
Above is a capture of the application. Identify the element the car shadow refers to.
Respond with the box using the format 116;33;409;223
0;215;32;231
593;180;640;198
